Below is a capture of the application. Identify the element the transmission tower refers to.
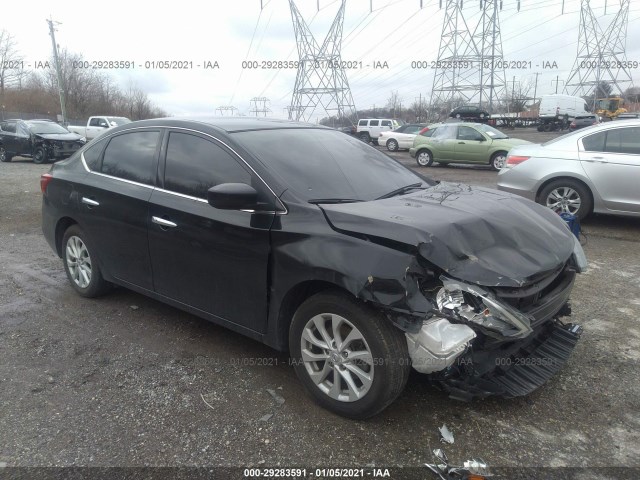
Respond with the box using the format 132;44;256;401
249;97;272;117
430;0;507;115
288;0;357;124
565;0;633;99
216;106;238;116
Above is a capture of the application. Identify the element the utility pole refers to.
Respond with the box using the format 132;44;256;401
552;76;564;94
46;17;67;125
532;72;540;106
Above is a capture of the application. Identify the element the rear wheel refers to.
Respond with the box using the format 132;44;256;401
490;151;508;171
359;133;370;143
416;150;433;167
0;146;11;162
386;139;399;152
32;147;48;164
62;225;111;297
289;291;410;419
538;179;593;220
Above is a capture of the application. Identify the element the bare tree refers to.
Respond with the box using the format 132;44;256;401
386;90;402;118
0;30;27;98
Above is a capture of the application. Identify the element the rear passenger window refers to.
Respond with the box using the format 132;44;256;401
163;132;251;199
101;131;159;184
82;138;107;171
582;132;605;152
369;120;379;126
605;128;640;155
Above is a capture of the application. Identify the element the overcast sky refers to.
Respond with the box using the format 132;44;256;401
3;0;640;120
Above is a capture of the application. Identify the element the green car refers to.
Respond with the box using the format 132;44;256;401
409;122;531;170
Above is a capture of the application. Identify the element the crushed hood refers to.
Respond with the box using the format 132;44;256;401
36;132;84;141
321;182;575;288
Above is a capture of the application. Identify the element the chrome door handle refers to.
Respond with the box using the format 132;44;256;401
81;197;99;207
152;216;177;228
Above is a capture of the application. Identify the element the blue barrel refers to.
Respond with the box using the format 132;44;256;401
559;212;581;239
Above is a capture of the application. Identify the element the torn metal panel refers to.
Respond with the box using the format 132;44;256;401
321;182;576;287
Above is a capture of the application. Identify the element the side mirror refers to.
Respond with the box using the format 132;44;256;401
207;183;258;210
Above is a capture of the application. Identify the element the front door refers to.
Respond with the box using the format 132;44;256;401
454;125;489;162
148;130;274;332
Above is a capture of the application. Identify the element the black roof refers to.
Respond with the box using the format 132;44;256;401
156;116;327;133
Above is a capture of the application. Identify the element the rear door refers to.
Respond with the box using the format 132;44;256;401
398;125;421;148
76;129;161;289
430;124;458;160
148;130;275;332
579;126;640;213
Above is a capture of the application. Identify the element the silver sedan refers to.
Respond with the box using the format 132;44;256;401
497;120;640;219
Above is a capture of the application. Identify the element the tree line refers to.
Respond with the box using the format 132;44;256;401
0;29;166;122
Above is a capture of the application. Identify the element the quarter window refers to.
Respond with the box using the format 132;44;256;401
101;131;159;184
582;132;606;152
82;137;108;171
163;132;251;199
358;120;368;127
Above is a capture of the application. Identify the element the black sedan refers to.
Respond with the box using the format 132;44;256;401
41;117;586;418
449;105;490;121
0;119;86;164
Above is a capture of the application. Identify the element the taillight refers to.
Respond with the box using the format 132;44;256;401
40;173;53;194
505;155;530;168
570;122;576;127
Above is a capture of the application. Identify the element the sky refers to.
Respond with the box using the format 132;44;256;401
2;0;639;121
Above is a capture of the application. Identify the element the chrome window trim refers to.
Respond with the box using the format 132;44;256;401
86;169;155;190
81;125;287;215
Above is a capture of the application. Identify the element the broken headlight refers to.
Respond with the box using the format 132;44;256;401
434;277;533;338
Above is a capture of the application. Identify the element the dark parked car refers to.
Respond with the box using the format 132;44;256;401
41;117;586;418
569;115;600;130
449;105;490;121
0;119;86;164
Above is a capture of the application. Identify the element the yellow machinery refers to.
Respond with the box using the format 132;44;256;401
595;96;627;119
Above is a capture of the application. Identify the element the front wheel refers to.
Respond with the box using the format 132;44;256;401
490;151;508;171
62;225;111;297
289;291;410;419
538;179;593;220
416;150;433;167
386;139;399;152
32;147;48;164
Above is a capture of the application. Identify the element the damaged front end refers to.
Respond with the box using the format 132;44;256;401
380;239;586;401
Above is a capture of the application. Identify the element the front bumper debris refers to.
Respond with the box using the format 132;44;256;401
439;322;583;401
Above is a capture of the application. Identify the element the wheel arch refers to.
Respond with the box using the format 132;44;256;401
273;280;353;352
55;217;78;257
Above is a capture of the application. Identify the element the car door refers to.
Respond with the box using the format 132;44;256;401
86;117;107;139
430;124;458;160
579;126;640;213
148;130;275;333
454;125;489;162
380;120;393;134
14;121;32;156
76;129;161;290
0;121;18;155
368;120;380;138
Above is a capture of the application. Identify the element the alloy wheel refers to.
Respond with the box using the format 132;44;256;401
492;153;507;170
65;236;92;288
387;139;398;151
0;147;5;162
546;187;581;215
300;313;374;402
417;151;432;166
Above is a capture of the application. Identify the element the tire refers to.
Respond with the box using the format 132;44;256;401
386;139;399;152
538;179;593;220
359;133;370;143
543;124;552;132
416;149;433;167
62;225;111;298
32;147;48;164
0;146;11;163
490;151;508;171
537;125;544;132
289;291;410;419
371;139;379;146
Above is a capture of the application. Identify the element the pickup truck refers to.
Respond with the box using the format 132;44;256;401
67;116;131;141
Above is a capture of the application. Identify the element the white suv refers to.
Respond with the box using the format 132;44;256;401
356;118;403;145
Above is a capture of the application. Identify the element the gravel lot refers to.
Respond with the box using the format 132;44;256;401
1;127;639;477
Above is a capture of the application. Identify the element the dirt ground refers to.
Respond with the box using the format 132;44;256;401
1;127;639;478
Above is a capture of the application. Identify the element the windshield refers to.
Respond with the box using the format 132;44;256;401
106;117;131;125
234;128;433;202
476;124;509;139
26;122;70;134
